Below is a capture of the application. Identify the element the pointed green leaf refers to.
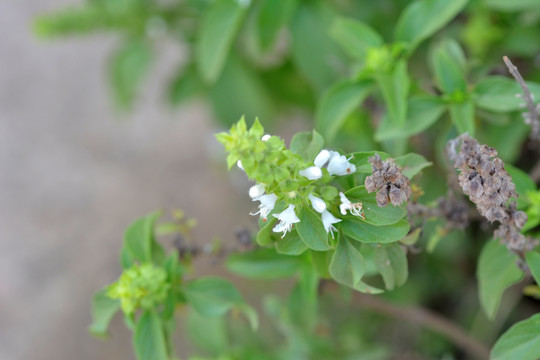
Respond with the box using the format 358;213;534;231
255;0;298;50
525;251;540;286
316;79;373;141
374;243;408;290
491;314;540;360
477;239;524;319
329;236;383;294
184;277;244;317
290;130;325;162
226;249;302;279
275;231;308;255
124;211;161;264
187;309;227;355
330;17;383;59
375;60;409;125
449;100;475;136
134;310;168;360
196;0;247;83
485;0;540;12
375;95;446;141
395;0;468;51
256;217;278;246
506;164;536;209
89;289;120;337
345;186;407;226
297;207;331;251
474;76;540;113
431;39;467;94
394;153;433;179
341;218;410;244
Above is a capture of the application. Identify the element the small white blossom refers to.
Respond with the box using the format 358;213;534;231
314;149;331;168
251;193;277;222
273;204;300;238
261;134;271;141
339;192;365;219
327;152;356;176
237;160;244;171
299;166;322;180
321;210;341;238
308;194;326;213
249;184;265;199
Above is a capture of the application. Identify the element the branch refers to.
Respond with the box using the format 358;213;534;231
503;56;540;140
323;282;490;360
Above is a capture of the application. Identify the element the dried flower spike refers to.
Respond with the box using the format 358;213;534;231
365;154;412;207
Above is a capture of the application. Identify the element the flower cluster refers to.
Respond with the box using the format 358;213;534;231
217;119;363;240
447;134;537;251
365;153;412;207
107;263;170;315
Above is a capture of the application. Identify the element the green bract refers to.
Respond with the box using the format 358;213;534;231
107;263;170;315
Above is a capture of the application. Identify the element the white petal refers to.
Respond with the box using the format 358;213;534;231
314;149;331;168
249;184;265;199
261;134;271;141
237;160;244;171
274;204;300;223
308;194;326;213
258;194;277;210
299;166;322;180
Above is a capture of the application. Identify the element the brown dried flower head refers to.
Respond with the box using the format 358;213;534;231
365;154;412;207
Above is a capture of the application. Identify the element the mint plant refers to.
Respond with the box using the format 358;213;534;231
36;0;540;359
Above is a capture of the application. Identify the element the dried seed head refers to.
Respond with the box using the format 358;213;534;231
365;154;412;207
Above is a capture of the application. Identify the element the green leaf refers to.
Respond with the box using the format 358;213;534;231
474;76;540;112
349;151;391;173
133;310;168;360
431;39;467;94
394;153;433;178
89;289;120;337
374;243;408;290
275;231;308;255
255;0;298;50
169;64;204;106
345;186;407;226
210;55;275;126
375;95;446;141
310;250;333;278
485;0;540;12
110;39;152;108
375;60;410;125
257;217;277;247
525;251;540;286
506;164;536;209
290;130;325;162
341;218;410;244
184;277;243;317
196;0;247;83
449;100;475;136
316;79;373;141
226;249;302;279
394;0;468;51
330;17;384;59
297;207;331;251
291;2;344;92
187;309;227;355
123;211;161;264
477;239;524;319
329;236;383;294
491;314;540;360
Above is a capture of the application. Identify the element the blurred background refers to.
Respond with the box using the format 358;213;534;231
0;1;287;359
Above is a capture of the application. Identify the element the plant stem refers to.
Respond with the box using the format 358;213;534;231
323;282;490;359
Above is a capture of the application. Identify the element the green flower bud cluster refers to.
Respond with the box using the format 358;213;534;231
107;263;170;315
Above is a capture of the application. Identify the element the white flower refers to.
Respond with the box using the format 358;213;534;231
261;134;271;141
321;210;341;238
249;184;265;199
308;194;326;213
339;192;365;218
327;152;356;176
314;149;331;168
251;193;277;222
299;166;322;180
273;204;300;238
237;160;244;171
